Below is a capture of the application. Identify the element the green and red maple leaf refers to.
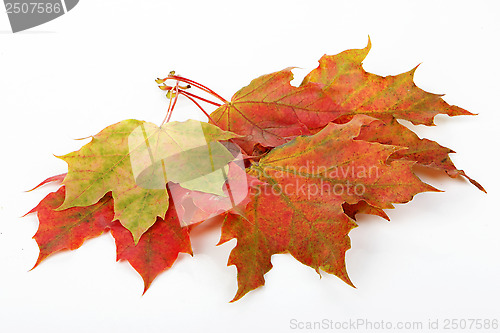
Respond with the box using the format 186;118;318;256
26;39;485;301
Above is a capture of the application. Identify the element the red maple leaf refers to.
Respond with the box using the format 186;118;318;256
210;68;341;153
26;186;114;268
219;116;437;301
110;209;192;293
27;185;192;292
301;37;472;126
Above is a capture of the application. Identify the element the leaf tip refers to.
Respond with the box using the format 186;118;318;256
408;62;422;76
229;289;248;303
21;208;36;217
342;272;356;289
29;253;46;272
132;234;142;246
25;173;67;193
358;35;372;63
142;282;152;296
460;173;487;193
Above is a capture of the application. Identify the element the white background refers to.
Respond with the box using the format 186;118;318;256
1;1;499;332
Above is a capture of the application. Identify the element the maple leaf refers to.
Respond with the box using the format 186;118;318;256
210;68;340;153
129;120;239;195
301;37;473;126
110;196;192;293
27;185;192;291
26;187;114;268
57;119;239;242
219;115;437;301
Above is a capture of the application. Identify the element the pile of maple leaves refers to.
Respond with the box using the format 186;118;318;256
26;39;484;301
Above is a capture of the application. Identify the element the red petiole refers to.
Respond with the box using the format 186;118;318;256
180;91;218;124
180;90;222;107
157;73;227;125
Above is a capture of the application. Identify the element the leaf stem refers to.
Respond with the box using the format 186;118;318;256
179;90;218;124
158;73;226;125
180;90;222;107
159;74;228;104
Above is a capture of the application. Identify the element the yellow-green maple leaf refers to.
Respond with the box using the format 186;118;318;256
57;119;239;242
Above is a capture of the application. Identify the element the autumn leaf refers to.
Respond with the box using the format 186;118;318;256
56;119;166;243
219;115;437;301
110;196;192;293
57;119;239;242
129;119;239;195
26;187;114;268
219;192;356;302
301;37;473;126
301;38;482;190
210;68;341;153
26;185;192;291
